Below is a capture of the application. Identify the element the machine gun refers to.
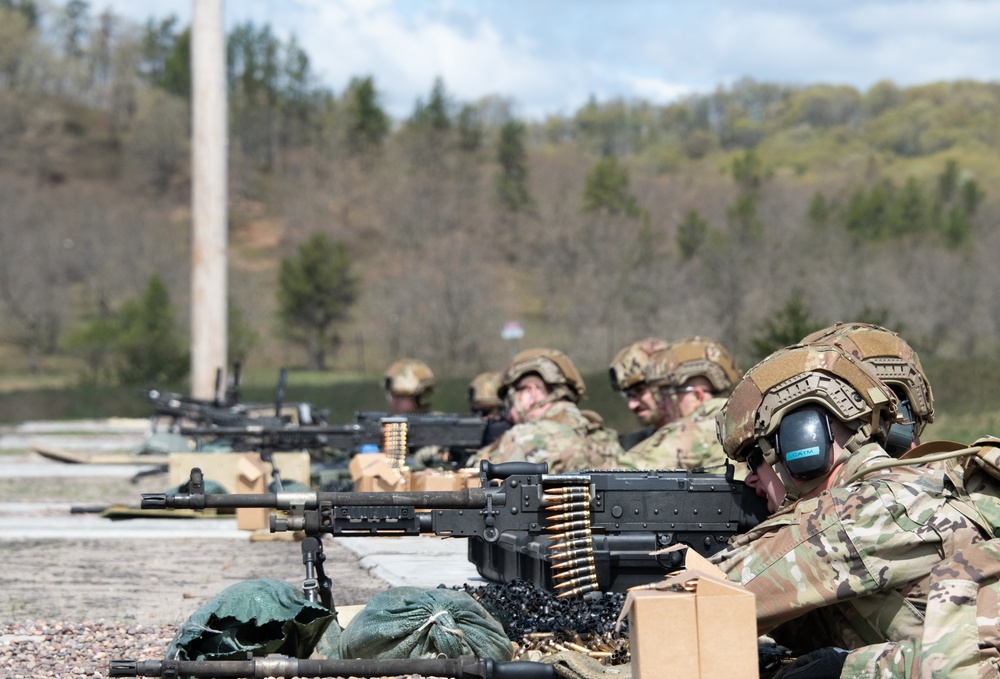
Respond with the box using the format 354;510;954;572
181;411;506;469
143;461;768;595
110;648;796;679
145;365;327;433
111;655;557;679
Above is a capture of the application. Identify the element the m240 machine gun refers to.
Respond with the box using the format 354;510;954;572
111;655;556;679
143;461;768;595
181;411;507;470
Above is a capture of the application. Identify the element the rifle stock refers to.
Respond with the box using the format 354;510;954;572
144;461;768;593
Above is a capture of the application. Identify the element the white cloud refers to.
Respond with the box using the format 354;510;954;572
94;0;1000;120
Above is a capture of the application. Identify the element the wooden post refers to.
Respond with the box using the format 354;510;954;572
190;0;228;399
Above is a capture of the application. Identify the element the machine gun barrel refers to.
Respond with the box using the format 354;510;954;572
142;487;492;511
110;655;556;679
141;461;768;593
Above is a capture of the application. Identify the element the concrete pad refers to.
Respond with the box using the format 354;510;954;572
334;535;488;588
0;514;249;540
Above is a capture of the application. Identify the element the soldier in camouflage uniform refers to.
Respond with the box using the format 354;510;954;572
617;336;741;471
608;337;670;449
383;359;435;414
801;321;935;457
467;371;503;419
471;348;623;473
709;343;1000;678
384;358;444;468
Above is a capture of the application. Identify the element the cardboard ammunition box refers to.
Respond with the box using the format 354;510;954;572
235;453;270;531
168;452;312;531
618;549;757;679
168;451;311;491
349;452;409;492
410;469;465;492
457;467;482;489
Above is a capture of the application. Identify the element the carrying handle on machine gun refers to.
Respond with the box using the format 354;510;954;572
479;459;548;485
300;537;333;611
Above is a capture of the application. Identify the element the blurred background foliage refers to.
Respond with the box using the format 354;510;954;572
1;1;999;442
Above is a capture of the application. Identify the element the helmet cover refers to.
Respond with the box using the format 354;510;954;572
801;322;933;433
646;336;742;394
608;338;669;391
468;371;503;410
384;359;436;398
499;348;586;403
716;343;897;462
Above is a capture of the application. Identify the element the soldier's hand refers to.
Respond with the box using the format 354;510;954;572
772;647;848;679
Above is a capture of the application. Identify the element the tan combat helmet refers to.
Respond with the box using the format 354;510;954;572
716;343;897;501
608;338;669;392
801;322;934;434
384;359;436;405
468;371;503;412
645;336;742;394
499;348;586;403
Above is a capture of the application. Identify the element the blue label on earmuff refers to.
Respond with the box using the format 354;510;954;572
785;446;821;461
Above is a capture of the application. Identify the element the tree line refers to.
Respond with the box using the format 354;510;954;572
1;0;998;386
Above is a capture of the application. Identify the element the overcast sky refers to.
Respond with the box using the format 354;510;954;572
96;0;1000;121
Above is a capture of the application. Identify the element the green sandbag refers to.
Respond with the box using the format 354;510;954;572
312;618;343;660
167;579;335;661
338;587;513;661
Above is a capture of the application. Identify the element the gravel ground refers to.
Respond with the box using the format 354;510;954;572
1;620;173;679
0;423;396;679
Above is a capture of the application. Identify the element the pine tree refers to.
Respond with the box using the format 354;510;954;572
495;119;532;213
581;156;641;217
345;76;389;155
276;234;358;371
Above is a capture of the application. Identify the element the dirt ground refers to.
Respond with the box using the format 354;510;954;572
0;534;389;627
0;467;390;627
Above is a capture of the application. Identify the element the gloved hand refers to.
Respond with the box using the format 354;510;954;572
773;647;849;679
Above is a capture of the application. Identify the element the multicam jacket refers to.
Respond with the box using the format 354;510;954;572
617;396;728;471
710;443;1000;678
474;401;621;474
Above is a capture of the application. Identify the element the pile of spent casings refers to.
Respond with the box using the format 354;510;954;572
460;580;630;665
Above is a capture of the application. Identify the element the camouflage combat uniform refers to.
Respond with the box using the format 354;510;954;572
476;401;621;474
710;443;1000;677
617;396;728;470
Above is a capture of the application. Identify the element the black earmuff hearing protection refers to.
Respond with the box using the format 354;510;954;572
774;408;835;480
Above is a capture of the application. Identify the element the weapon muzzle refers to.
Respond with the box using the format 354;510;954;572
139;494;167;510
141;493;206;510
108;660;157;677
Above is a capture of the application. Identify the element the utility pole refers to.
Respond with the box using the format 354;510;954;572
190;0;228;400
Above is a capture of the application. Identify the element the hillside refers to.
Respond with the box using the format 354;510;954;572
1;2;999;388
